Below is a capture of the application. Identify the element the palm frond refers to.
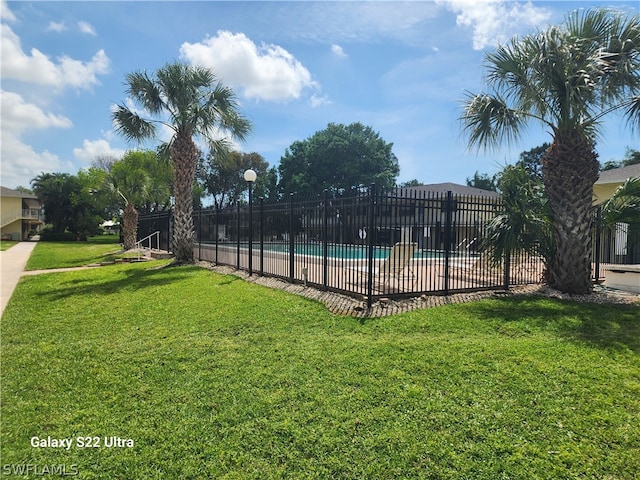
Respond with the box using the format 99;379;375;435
111;105;157;142
472;8;639;147
482;165;552;266
600;176;640;226
565;7;612;40
623;95;640;133
156;142;172;164
125;71;164;115
197;82;252;143
460;92;528;151
485;37;540;112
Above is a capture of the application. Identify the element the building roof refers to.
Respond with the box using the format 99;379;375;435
1;186;38;199
398;182;501;199
596;164;640;185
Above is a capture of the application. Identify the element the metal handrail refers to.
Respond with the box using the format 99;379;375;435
135;231;160;252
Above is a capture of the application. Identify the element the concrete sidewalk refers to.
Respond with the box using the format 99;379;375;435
0;241;38;316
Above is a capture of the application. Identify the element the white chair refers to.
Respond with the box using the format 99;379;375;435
346;242;417;292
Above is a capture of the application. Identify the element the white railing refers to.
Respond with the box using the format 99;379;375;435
135;231;161;252
134;231;161;261
1;209;45;228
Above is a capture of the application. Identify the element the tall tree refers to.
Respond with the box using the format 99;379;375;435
516;143;550;181
466;171;498;191
108;151;171;250
112;62;251;263
602;148;640;170
31;173;74;234
31;172;102;238
397;179;423;188
461;8;640;294
199;151;269;208
278;122;399;198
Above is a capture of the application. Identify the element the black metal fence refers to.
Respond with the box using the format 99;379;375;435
591;217;640;280
140;187;552;306
137;212;171;252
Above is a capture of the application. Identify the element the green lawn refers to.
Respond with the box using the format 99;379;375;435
0;240;19;251
1;254;639;478
25;235;136;270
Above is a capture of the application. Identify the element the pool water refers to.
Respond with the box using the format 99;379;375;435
259;242;450;260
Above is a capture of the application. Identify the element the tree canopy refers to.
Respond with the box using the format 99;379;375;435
31;171;103;239
466;171;498;191
602;148;640;170
277;122;399;198
198;151;271;208
106;150;172;249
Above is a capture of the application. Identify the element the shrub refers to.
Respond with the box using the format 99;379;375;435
38;227;83;242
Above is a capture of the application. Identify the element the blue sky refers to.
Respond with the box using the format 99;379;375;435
2;0;638;191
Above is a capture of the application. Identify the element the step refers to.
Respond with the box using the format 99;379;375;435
150;251;174;260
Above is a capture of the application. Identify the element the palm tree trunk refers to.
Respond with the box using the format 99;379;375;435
122;202;138;251
171;129;197;263
542;130;599;294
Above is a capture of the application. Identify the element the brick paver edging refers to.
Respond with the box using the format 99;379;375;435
196;261;639;318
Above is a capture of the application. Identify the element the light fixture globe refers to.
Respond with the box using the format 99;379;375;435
243;169;257;183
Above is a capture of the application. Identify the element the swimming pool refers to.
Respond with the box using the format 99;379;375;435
209;241;469;260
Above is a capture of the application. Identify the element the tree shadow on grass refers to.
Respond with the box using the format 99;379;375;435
40;265;203;301
464;296;640;353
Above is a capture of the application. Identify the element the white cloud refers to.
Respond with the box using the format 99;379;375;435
78;20;96;36
309;94;331;108
0;0;15;22
73;138;125;164
1;133;74;188
47;21;67;33
331;44;347;58
1;23;110;89
437;0;550;50
269;2;441;47
1;90;72;132
0;91;75;187
180;30;317;102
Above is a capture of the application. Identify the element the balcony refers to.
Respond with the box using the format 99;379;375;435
1;209;45;228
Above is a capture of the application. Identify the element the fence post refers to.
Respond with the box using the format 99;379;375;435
323;189;329;291
594;206;601;283
168;210;173;254
197;209;202;261
503;249;511;290
259;198;264;276
366;184;376;308
214;206;219;264
236;202;241;270
443;191;453;295
289;193;295;283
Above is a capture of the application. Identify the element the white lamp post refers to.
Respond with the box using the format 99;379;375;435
244;169;257;275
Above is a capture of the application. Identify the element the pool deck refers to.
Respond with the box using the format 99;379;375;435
195;242;543;299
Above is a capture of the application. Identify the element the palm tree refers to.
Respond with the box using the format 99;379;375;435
482;164;552;279
461;8;640;294
112;62;251;263
108;152;153;250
